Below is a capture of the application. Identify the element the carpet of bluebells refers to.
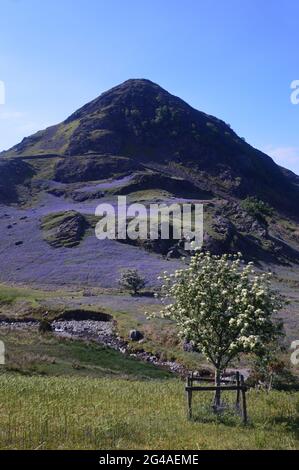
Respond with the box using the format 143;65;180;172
0;188;181;288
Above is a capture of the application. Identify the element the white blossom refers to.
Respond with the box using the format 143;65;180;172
149;251;284;376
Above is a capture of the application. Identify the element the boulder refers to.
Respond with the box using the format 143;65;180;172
129;329;144;341
40;210;88;248
183;340;195;352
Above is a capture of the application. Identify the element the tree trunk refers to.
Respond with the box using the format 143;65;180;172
268;373;273;392
213;369;221;411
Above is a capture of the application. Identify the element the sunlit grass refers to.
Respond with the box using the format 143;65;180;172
0;329;171;380
0;284;46;307
0;374;298;450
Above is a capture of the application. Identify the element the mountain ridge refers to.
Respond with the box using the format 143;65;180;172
1;78;298;216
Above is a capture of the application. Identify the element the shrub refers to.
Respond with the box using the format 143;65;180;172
119;269;146;295
38;319;52;334
241;196;273;224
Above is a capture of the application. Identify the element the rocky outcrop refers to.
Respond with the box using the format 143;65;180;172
0;158;34;203
115;171;207;198
53;155;140;183
40;210;88;248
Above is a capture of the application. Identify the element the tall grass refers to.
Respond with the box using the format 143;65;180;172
0;374;298;450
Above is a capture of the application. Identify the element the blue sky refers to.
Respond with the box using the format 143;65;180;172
1;0;299;173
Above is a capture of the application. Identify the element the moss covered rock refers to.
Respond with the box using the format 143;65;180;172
40;211;88;248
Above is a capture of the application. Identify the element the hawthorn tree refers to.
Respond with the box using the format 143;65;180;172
119;268;146;295
152;251;284;408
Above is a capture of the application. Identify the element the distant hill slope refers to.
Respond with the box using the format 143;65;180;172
1;78;299;215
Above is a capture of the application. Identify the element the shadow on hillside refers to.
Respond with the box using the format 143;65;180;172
138;291;156;298
239;233;299;267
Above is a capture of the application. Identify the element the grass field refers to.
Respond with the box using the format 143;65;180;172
0;284;46;308
0;329;172;380
0;374;298;450
0;282;298;451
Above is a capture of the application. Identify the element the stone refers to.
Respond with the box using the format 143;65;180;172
183;340;194;352
129;329;144;341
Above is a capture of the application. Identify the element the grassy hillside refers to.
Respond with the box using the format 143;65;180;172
0;329;171;380
0;374;298;450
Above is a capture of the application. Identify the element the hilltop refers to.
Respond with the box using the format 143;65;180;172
2;79;299;215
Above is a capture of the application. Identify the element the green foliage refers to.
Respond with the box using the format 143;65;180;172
119;269;146;295
38;319;52;334
152;252;284;377
0;285;39;307
154;105;170;124
249;353;298;391
241;197;273;223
